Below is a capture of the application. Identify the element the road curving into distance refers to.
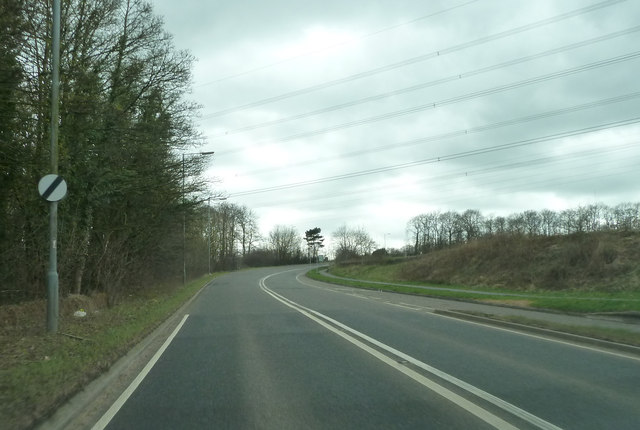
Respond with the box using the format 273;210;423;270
92;265;640;430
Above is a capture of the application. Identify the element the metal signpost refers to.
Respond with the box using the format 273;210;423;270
38;174;67;333
44;0;62;333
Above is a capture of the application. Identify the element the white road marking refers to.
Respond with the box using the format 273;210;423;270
297;272;640;363
263;272;562;430
432;311;640;363
386;302;422;311
91;314;190;430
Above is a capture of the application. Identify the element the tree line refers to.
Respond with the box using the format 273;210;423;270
3;2;638;304
0;0;217;305
331;224;377;261
0;0;325;305
407;202;640;255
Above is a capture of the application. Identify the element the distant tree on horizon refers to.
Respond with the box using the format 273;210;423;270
304;227;325;263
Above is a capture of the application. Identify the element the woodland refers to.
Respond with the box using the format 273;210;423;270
0;0;263;305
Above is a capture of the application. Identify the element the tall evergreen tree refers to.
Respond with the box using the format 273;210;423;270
304;227;325;263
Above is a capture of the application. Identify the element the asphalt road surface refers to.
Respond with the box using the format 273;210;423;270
95;266;640;429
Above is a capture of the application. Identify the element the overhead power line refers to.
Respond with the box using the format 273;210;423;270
218;51;640;155
228;117;640;197
249;142;639;210
203;0;626;118
293;164;639;226
205;25;640;136
242;90;640;176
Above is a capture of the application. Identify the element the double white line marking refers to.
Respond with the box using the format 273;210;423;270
260;272;562;430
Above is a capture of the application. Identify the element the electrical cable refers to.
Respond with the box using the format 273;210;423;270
291;161;640;225
228;117;640;197
216;51;640;155
246;142;639;209
202;0;626;118
204;25;640;135
240;91;640;176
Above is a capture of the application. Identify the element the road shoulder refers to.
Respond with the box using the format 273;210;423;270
301;272;640;357
37;281;210;430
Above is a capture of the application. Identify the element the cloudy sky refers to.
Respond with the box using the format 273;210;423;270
152;0;640;251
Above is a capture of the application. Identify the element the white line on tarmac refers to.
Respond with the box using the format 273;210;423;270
386;302;422;310
432;311;640;363
263;271;562;430
296;272;640;363
91;314;190;430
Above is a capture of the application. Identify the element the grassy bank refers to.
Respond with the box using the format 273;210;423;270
455;312;640;346
307;269;640;346
318;231;640;313
309;268;640;313
0;274;220;430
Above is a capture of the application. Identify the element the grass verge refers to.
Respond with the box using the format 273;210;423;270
451;311;640;347
0;274;221;430
307;268;640;313
307;268;640;346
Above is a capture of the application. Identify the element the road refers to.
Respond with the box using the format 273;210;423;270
95;266;640;429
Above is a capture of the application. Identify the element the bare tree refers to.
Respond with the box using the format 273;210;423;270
402;203;640;253
494;216;507;234
238;206;259;257
332;224;376;261
458;209;484;241
523;210;542;236
613;202;639;231
438;211;459;246
269;225;301;264
354;227;377;256
559;209;577;234
540;209;558;236
507;213;526;235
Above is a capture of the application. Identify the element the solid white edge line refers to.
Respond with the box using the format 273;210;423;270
297;272;640;363
260;274;533;430
91;314;190;430
433;311;640;362
290;273;564;429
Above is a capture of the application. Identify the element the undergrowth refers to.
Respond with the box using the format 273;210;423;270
334;231;640;293
0;274;219;430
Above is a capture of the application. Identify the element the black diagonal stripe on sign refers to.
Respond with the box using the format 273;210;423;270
42;176;64;200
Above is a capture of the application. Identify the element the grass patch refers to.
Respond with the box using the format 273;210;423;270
308;268;527;300
456;312;640;346
528;296;640;313
307;268;640;313
331;262;402;283
336;231;640;293
0;274;221;430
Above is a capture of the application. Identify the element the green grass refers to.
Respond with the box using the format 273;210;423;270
456;312;640;346
335;231;640;294
529;296;640;313
0;274;221;430
308;268;640;313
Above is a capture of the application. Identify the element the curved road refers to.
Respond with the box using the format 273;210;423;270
95;266;640;429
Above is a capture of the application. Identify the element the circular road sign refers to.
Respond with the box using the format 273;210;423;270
38;174;68;202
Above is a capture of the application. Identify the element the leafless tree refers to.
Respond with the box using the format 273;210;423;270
269;225;302;264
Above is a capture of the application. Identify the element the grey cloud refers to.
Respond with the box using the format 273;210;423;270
152;0;640;249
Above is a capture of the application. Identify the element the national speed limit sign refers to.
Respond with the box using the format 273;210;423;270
38;174;68;202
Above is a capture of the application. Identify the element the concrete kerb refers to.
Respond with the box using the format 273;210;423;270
310;270;640;356
38;277;216;430
434;309;640;357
